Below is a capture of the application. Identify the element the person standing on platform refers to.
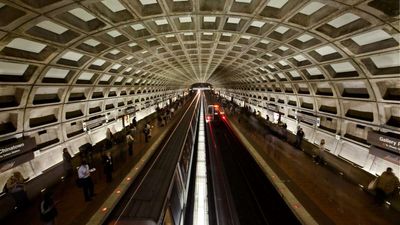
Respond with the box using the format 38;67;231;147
102;152;113;183
143;122;151;143
77;160;95;201
126;133;134;156
295;127;305;149
5;171;30;210
374;167;400;204
106;128;113;148
313;139;326;165
62;148;73;177
39;191;58;225
132;117;137;129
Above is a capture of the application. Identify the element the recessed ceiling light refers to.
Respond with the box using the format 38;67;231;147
7;38;47;53
92;59;106;66
315;46;337;55
251;20;265;28
110;49;120;55
84;39;100;47
45;68;70;79
351;30;392;46
327;13;360;28
227;17;240;24
275;26;289;34
131;24;145;30
179;16;192;23
297;34;313;42
331;62;356;73
0;61;29;76
107;30;122;37
267;0;288;8
62;51;83;61
36;21;68;35
154;19;168;26
69;8;96;22
139;0;157;6
235;0;252;3
204;16;216;23
299;2;325;16
101;0;126;12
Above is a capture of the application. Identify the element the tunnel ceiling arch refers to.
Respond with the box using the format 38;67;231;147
0;0;399;139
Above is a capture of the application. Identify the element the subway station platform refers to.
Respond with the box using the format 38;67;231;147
1;102;187;225
2;100;399;225
227;111;400;225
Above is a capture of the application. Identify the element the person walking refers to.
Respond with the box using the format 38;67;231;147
126;133;134;156
295;127;305;149
313;139;326;165
131;117;137;129
77;160;95;201
39;191;58;225
102;152;113;183
62;148;73;177
374;167;400;204
143;122;151;143
106;128;113;148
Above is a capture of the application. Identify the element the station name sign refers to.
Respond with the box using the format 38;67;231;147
85;115;106;130
367;131;400;155
0;137;36;172
125;107;136;115
0;137;36;162
297;112;320;126
266;104;278;112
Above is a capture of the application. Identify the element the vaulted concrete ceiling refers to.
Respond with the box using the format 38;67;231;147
0;0;399;141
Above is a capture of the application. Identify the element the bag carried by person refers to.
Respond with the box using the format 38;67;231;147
368;177;378;191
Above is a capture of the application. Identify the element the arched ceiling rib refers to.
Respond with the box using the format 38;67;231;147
0;0;399;138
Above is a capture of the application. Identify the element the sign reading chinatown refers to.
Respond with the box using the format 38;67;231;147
0;137;36;172
367;131;400;155
0;137;36;162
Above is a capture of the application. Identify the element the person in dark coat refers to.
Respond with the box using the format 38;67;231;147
143;122;151;143
131;117;137;128
374;167;400;204
40;191;58;225
295;127;305;149
5;171;29;210
102;152;113;183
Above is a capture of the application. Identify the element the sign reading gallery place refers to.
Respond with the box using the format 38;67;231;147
367;131;400;155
